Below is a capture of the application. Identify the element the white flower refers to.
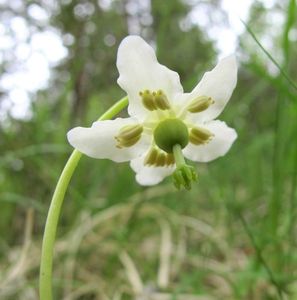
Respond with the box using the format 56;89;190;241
67;36;237;189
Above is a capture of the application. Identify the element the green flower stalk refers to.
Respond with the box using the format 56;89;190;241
39;96;128;300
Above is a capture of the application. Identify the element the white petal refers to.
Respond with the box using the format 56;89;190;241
183;120;237;162
130;152;175;186
117;36;183;120
187;55;237;122
67;118;151;162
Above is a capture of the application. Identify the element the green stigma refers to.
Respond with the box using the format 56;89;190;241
154;118;189;153
172;144;198;190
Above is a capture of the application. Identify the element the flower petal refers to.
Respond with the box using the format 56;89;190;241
186;55;237;122
117;36;183;120
130;152;175;186
67;118;151;162
183;120;237;162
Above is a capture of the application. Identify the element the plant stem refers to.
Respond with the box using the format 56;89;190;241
238;212;284;299
242;20;297;93
39;96;128;300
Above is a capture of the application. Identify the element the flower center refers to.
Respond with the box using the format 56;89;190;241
153;118;189;153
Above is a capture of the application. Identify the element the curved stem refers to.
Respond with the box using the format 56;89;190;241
39;96;128;300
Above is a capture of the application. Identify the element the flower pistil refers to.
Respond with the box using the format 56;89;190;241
172;144;198;190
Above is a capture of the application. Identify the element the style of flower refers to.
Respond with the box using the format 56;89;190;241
67;36;237;189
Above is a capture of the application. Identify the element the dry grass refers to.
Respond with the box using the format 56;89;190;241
0;185;289;300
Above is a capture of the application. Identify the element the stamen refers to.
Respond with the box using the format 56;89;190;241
156;152;166;166
189;127;214;145
139;89;170;111
115;124;143;148
154;90;170;110
144;147;175;167
144;148;158;165
165;153;174;166
187;96;214;113
139;90;157;111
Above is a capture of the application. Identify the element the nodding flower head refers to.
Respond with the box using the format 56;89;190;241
67;36;238;189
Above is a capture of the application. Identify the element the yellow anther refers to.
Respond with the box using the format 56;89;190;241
165;153;175;166
139;90;157;111
189;126;214;145
154;90;170;110
115;124;143;148
116;136;141;148
139;89;170;111
187;96;214;113
144;147;175;167
144;148;158;165
156;152;166;166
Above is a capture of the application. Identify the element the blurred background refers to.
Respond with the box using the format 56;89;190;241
0;0;297;299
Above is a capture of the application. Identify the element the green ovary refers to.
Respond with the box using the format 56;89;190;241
153;118;189;153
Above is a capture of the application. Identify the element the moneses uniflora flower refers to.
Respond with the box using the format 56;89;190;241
67;36;237;189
